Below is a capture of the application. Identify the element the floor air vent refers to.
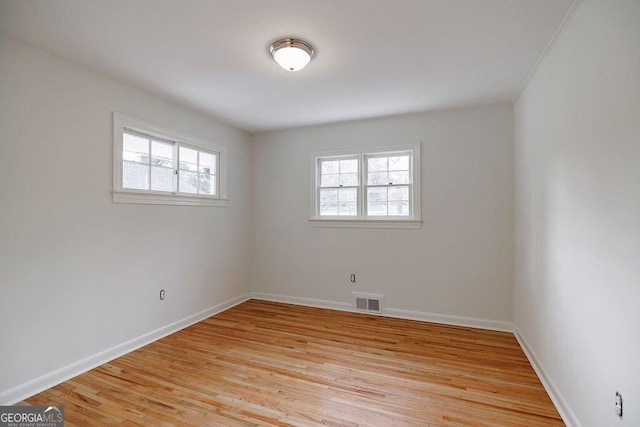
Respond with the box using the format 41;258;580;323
353;292;384;314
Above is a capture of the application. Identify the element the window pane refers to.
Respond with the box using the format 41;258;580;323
339;188;357;202
388;201;410;216
367;187;387;202
367;171;389;185
389;155;409;171
179;146;198;171
151;140;173;159
320;189;338;203
368;157;388;172
199;152;216;174
150;166;173;192
150;156;171;168
340;159;358;173
151;141;173;167
388;186;409;201
123;133;149;155
321;174;340;187
367;201;388;216
123;150;148;164
321;160;339;174
179;170;198;194
320;202;338;216
339;173;358;187
389;171;410;184
123;161;149;190
199;173;216;195
338;202;357;216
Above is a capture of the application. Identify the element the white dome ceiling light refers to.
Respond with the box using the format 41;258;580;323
269;38;315;72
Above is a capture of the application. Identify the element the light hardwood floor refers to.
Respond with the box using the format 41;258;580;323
22;300;563;426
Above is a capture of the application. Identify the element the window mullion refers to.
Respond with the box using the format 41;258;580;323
316;159;322;218
147;138;152;191
361;153;366;219
172;143;178;194
196;151;201;195
176;143;182;194
409;153;414;216
409;182;413;217
216;152;220;196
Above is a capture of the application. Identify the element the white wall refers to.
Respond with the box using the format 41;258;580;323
514;1;640;425
251;104;514;323
0;34;252;399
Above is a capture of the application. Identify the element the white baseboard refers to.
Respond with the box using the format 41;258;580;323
251;292;352;312
0;293;251;405
251;292;514;332
384;307;514;332
513;327;581;427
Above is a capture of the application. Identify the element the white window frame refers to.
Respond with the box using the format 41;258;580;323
112;112;228;207
315;154;361;218
310;143;421;229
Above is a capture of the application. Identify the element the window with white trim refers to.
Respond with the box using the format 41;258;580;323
113;112;227;206
318;156;359;216
310;143;421;228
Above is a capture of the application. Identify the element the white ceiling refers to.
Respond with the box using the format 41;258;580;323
0;0;574;133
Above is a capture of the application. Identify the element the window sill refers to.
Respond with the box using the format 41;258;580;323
308;219;422;229
112;191;228;207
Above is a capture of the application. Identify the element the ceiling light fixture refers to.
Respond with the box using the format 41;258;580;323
269;38;315;72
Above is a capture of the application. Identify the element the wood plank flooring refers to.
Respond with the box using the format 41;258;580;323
22;300;563;426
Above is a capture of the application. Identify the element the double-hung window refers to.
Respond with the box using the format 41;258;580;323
311;143;421;228
113;112;227;206
318;156;359;216
365;153;412;217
